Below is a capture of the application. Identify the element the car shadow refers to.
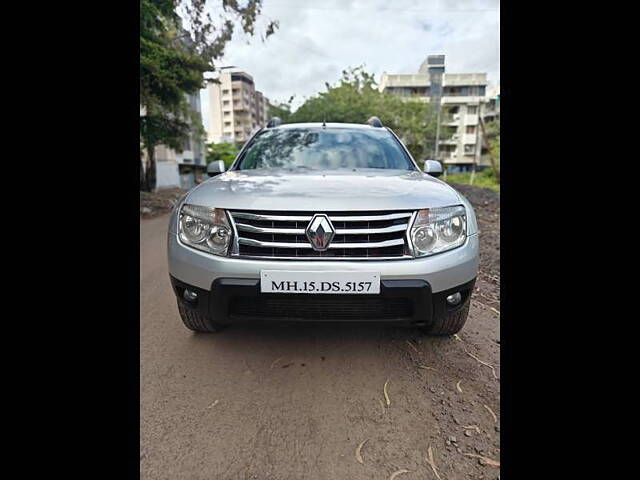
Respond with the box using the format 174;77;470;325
183;321;453;365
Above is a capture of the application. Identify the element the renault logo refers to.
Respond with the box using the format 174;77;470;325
306;214;335;251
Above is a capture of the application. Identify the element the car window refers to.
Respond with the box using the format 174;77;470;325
236;128;415;170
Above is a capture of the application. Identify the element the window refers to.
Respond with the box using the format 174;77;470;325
222;89;229;95
224;121;231;127
236;128;416;171
223;100;230;106
444;86;463;96
464;144;476;154
390;86;429;97
466;125;476;134
467;106;478;114
223;110;230;116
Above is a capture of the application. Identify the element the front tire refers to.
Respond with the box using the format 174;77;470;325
421;296;471;336
177;299;225;333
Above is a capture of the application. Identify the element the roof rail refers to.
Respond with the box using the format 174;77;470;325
366;116;383;128
266;117;282;128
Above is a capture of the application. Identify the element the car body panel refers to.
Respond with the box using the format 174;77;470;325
183;168;464;212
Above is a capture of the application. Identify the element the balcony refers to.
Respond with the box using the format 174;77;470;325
444;156;475;165
464;114;479;125
438;151;457;160
441;96;485;105
441;113;460;126
462;133;477;144
439;135;459;145
483;108;500;121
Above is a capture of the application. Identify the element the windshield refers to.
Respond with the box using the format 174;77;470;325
235;127;416;171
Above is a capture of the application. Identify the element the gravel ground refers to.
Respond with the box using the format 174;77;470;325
140;184;500;479
450;183;500;280
140;188;187;218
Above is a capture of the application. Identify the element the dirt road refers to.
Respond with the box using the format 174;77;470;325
140;186;500;479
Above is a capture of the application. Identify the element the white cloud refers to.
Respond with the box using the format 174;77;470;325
204;0;499;109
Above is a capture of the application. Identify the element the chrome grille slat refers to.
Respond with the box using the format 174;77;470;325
232;212;313;221
235;222;408;235
321;212;412;221
231;211;413;222
236;223;306;235
238;237;405;249
228;210;413;260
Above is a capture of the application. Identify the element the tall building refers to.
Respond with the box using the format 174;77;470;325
205;70;270;144
379;55;491;171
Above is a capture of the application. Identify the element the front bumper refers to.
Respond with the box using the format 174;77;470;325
170;275;476;326
168;229;479;326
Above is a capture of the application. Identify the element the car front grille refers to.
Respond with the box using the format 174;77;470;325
228;294;414;320
227;210;415;259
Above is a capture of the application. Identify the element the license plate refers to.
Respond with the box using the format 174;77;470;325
260;271;380;294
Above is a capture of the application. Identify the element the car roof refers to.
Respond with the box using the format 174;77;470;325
270;122;385;131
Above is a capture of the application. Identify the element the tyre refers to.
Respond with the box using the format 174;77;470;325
176;298;225;333
421;295;471;336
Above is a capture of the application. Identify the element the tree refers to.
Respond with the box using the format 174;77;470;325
480;118;500;182
140;111;191;190
206;142;239;169
267;97;294;123
287;66;436;161
140;0;278;190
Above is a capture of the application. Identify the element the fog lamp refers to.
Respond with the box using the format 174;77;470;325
183;289;198;302
446;292;462;306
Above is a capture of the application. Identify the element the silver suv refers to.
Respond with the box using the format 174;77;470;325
167;118;478;335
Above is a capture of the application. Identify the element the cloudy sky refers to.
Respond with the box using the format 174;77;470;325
200;0;499;117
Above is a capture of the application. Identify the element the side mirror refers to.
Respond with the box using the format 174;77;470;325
207;160;226;177
423;159;443;177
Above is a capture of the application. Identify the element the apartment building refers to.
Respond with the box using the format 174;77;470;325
205;70;270;144
379;55;491;171
483;85;500;123
140;90;207;190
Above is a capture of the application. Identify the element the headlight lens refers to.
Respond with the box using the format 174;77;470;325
178;204;232;256
411;205;466;257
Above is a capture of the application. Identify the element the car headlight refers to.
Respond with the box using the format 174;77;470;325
178;204;232;256
410;205;466;257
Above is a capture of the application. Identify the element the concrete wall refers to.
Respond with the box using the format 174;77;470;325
156;162;180;189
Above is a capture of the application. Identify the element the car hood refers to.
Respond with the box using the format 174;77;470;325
185;168;463;211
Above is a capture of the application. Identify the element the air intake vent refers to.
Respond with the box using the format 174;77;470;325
228;295;414;320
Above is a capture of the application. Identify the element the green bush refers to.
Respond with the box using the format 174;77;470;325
445;169;500;192
207;142;240;169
